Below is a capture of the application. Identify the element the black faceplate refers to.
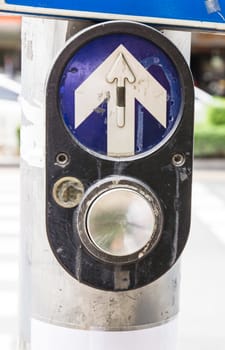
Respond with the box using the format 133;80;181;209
46;21;194;291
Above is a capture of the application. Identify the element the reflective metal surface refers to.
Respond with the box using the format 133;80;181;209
20;19;186;349
86;188;155;256
77;176;163;266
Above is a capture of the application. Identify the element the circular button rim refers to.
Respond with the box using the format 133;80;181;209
76;176;163;265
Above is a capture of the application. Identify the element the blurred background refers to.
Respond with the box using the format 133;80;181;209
0;14;224;350
0;15;20;164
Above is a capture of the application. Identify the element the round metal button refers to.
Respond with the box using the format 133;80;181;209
86;188;156;257
77;176;163;264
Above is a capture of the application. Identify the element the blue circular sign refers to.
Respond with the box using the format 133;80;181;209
59;32;182;159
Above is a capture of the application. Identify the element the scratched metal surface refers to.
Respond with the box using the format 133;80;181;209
19;19;194;350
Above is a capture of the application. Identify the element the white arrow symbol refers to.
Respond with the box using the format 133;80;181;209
106;53;135;128
75;45;167;157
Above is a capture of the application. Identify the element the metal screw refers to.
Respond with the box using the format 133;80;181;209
172;153;185;167
53;177;84;208
55;152;70;167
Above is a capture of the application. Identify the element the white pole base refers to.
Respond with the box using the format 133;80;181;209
31;318;178;350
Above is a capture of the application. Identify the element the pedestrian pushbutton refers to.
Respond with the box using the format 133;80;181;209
86;188;156;257
46;21;194;291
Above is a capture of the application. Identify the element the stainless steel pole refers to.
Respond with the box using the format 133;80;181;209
19;18;191;350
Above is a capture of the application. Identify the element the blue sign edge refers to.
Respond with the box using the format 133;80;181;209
1;0;225;31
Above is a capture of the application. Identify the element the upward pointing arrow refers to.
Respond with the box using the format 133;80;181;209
107;53;135;86
75;45;167;157
106;53;135;128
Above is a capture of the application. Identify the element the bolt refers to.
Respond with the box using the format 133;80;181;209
172;153;185;167
55;152;70;167
53;177;84;208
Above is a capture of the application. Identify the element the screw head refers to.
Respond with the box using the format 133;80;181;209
172;153;185;167
55;153;70;167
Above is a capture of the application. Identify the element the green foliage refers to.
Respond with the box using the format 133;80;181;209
194;122;225;158
16;125;20;147
194;96;225;157
207;97;225;126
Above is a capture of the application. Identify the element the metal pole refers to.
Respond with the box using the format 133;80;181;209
19;18;191;350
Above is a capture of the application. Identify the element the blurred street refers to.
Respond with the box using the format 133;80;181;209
0;161;225;349
0;167;19;350
178;160;225;350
